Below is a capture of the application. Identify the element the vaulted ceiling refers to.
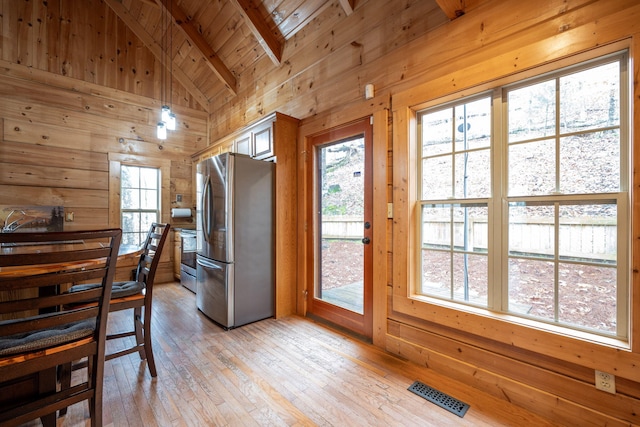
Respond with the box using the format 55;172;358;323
105;0;475;112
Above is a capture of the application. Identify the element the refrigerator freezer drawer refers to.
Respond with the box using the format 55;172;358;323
196;256;234;328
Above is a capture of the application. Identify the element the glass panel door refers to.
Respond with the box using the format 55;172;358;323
306;117;373;338
317;137;365;314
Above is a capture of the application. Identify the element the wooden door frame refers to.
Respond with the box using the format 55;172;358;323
304;117;374;338
298;109;388;347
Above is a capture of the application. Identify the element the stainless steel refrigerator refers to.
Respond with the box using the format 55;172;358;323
195;152;274;329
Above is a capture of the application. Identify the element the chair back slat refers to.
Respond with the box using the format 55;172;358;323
0;286;103;315
0;267;110;292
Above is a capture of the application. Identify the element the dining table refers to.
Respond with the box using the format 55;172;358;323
0;242;142;278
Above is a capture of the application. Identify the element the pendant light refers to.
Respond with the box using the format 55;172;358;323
157;121;167;140
161;105;171;123
167;111;176;131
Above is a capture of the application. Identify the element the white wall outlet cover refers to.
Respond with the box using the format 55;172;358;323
595;370;616;394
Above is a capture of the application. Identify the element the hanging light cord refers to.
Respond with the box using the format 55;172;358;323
162;0;166;115
169;0;173;113
157;0;175;139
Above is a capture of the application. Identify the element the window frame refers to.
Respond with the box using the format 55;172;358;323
391;43;633;351
120;164;160;245
108;153;171;234
414;51;629;340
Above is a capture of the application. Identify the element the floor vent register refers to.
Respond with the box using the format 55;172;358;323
408;380;470;418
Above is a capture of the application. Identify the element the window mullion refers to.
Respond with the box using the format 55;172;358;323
616;192;629;339
553;203;560;322
617;52;630;339
490;88;505;311
449;206;455;300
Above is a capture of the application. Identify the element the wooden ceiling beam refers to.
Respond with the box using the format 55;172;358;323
230;0;283;66
339;0;355;16
103;0;210;111
434;0;466;20
159;0;238;96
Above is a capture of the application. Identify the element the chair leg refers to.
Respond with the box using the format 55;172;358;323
87;355;95;421
137;305;157;377
57;362;72;416
41;412;56;427
87;355;103;427
134;306;146;360
39;368;57;427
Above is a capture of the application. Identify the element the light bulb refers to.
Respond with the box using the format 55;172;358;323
161;105;171;123
167;112;176;131
157;121;167;140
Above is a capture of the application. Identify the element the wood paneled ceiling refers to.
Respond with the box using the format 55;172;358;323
106;0;474;112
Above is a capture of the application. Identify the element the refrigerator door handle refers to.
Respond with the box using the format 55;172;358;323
201;175;212;243
197;257;223;270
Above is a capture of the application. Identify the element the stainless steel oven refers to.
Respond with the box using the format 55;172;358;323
180;229;197;293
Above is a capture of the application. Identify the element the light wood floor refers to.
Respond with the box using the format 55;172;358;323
30;282;558;426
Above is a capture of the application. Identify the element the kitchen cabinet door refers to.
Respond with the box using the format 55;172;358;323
219;139;234;154
235;133;252;156
252;122;274;160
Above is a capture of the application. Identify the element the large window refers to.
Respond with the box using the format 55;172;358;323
121;165;160;246
417;52;628;338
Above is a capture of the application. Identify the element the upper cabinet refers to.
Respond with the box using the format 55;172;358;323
251;121;274;160
234;133;252;156
218;139;234;155
195;113;283;162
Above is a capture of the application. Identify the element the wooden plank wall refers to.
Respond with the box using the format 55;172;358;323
0;1;208;282
208;0;450;140
0;0;202;111
0;63;207;282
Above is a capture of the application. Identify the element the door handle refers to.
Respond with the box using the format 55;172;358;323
362;237;370;244
197;257;222;270
201;176;211;243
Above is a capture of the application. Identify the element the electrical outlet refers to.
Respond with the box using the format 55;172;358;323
595;370;616;394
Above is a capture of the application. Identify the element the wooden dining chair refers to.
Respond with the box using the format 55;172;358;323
0;228;121;427
65;222;170;378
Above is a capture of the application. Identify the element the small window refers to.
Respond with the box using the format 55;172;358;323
120;165;160;246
